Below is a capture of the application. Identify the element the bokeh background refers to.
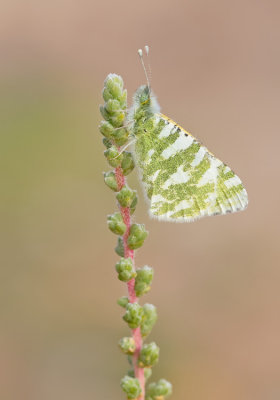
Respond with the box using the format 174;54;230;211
1;1;280;399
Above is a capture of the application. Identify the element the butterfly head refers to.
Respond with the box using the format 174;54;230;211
137;85;151;106
135;46;159;113
131;85;160;118
127;46;160;130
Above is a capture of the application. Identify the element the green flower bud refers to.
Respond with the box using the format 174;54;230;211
127;224;148;250
134;266;154;297
102;137;112;149
123;303;143;329
118;89;127;108
105;74;123;94
103;171;118;192
141;303;157;337
119;337;136;355
104;146;123;167
107;212;126;235
101;75;127;131
110;111;125;128
99;120;114;139
147;379;172;399
115;257;136;282
130;193;138;215
102;87;114;102
111;127;130;146
138;342;159;368
115;236;125;257
121;151;135;175
120;376;142;400
117;296;129;308
103;84;123;103
99;104;110;121
116;185;137;208
105;99;121;114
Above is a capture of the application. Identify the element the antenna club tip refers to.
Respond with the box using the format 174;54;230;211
144;45;149;55
138;49;143;57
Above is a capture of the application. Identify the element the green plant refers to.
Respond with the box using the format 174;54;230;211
100;74;172;400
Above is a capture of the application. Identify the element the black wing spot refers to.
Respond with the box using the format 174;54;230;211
184;133;188;137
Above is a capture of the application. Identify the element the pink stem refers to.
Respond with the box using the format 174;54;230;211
115;166;145;400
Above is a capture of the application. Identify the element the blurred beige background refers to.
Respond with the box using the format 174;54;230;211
1;1;280;399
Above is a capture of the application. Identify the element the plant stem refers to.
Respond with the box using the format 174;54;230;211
115;165;145;400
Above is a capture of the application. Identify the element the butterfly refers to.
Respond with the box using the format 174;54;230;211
127;46;248;222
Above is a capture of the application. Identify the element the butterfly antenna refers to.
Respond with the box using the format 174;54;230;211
138;48;150;92
144;45;152;89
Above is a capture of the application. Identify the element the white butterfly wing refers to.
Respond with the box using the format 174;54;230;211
134;113;248;222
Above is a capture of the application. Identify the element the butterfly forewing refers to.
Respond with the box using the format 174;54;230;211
134;113;248;222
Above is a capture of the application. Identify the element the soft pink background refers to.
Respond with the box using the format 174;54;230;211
1;1;280;399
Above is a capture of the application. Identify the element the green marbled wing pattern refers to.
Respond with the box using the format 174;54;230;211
134;114;248;222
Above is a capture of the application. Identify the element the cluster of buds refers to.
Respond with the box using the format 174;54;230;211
100;74;172;400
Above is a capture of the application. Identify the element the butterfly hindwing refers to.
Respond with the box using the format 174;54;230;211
134;113;248;222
